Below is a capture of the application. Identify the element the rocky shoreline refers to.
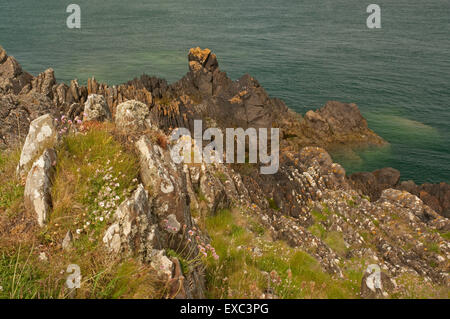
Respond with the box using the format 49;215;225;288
0;45;449;298
1;45;448;218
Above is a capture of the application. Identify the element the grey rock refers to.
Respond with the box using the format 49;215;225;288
83;94;111;122
115;100;150;132
24;148;57;227
17;114;58;180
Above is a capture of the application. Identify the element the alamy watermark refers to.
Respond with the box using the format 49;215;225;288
169;120;280;175
66;4;81;29
66;264;81;289
367;4;381;29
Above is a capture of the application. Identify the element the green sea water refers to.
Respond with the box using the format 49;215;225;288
0;0;449;183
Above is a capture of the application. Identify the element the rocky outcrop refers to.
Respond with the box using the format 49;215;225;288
0;46;33;95
83;94;111;122
17;114;58;180
24;148;57;227
398;181;450;219
115;100;151;132
299;101;386;147
349;167;449;219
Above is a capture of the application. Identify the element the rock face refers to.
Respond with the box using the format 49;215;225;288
17;114;58;180
24;148;57;227
115;100;150;132
83;94;112;122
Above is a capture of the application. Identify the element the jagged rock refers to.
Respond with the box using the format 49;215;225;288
360;265;396;298
0;46;33;95
31;68;56;98
115;100;150;132
67;103;83;121
103;184;157;261
83;94;111;122
24;148;57;227
17;114;58;180
348;172;379;200
62;230;74;251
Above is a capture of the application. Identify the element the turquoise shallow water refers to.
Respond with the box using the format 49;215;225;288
0;0;449;183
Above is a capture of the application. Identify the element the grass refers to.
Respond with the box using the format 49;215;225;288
267;198;279;211
204;208;360;299
0;123;167;299
0;245;61;298
0;148;24;214
308;209;349;257
48;125;139;248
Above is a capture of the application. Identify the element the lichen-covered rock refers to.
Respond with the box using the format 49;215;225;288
115;100;150;131
17;114;57;180
103;184;157;261
135;135;190;220
83;94;111;122
24;148;57;227
150;249;174;280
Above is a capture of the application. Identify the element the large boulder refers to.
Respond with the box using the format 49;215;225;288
24;148;57;227
115;100;150;132
83;94;111;122
17;114;58;180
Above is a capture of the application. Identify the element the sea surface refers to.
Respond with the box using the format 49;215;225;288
0;0;449;183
